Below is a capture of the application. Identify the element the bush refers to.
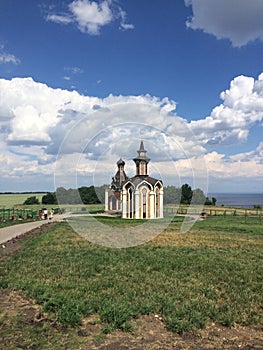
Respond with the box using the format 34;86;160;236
23;196;40;205
42;192;57;205
205;197;217;206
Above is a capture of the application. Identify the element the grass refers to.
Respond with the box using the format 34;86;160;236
0;193;104;213
0;215;262;338
0;193;46;208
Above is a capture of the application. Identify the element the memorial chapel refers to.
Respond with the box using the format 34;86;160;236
105;141;163;219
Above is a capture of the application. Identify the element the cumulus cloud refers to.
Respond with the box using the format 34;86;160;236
168;147;263;194
204;149;263;192
230;141;263;164
189;73;263;145
69;0;112;34
46;0;134;35
185;0;263;47
0;73;262;191
0;76;205;190
0;77;178;153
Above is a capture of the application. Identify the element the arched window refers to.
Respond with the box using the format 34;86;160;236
142;187;147;218
129;188;133;218
109;195;116;210
156;188;159;217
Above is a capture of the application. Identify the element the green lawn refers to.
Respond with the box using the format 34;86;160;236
0;215;262;338
0;193;46;208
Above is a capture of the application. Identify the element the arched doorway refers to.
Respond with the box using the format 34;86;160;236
142;187;147;219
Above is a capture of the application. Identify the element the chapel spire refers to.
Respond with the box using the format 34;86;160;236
133;140;151;176
111;158;128;190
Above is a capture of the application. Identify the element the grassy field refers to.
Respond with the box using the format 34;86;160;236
0;193;46;208
0;215;262;343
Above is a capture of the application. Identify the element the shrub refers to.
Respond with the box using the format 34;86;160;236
23;196;40;205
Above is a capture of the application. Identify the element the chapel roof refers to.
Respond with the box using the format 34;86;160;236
123;175;162;188
117;158;125;166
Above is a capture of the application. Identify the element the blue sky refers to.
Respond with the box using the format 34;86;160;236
0;0;263;193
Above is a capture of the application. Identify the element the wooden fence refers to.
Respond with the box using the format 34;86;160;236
0;208;38;221
0;207;60;222
164;206;263;224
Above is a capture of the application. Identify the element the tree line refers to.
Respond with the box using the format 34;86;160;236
23;184;216;206
164;184;216;205
23;186;104;205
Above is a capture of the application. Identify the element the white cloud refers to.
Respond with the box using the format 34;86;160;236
0;51;20;65
69;0;113;34
0;76;203;190
189;74;263;145
46;0;134;35
167;147;263;193
120;23;134;31
204;149;263;186
230;141;263;164
8;105;51;144
119;8;134;31
0;74;262;191
185;0;263;47
64;66;84;74
46;14;73;25
0;77;100;146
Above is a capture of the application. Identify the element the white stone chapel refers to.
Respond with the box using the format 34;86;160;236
105;141;163;219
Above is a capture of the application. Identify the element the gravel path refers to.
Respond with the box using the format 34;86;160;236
0;212;111;245
0;215;64;244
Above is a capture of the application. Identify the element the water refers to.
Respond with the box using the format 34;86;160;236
208;193;263;208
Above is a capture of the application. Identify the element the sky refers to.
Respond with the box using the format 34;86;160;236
0;0;263;194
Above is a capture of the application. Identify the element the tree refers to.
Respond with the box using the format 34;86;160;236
23;196;40;205
163;186;181;205
55;186;102;205
55;187;81;204
68;188;82;204
181;184;193;205
192;188;206;205
163;185;210;205
205;196;217;206
79;186;101;204
95;185;108;203
42;192;57;205
56;187;68;204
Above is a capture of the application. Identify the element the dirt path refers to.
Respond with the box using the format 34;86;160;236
0;212;118;245
0;214;64;245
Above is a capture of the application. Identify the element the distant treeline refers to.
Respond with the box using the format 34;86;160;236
164;184;217;206
22;184;216;206
0;191;46;194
